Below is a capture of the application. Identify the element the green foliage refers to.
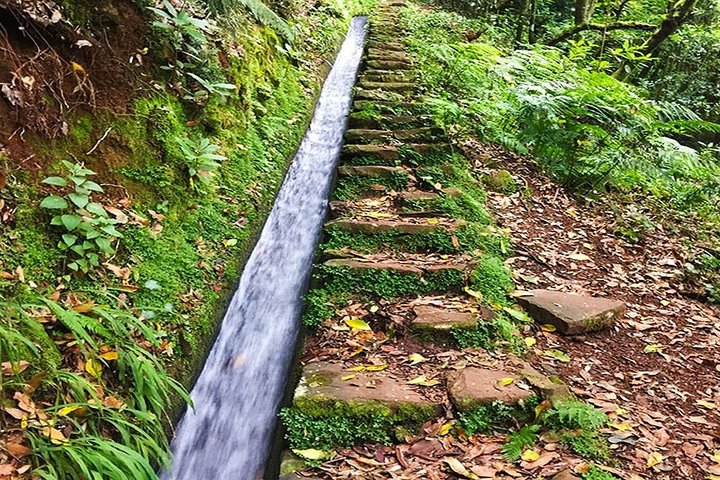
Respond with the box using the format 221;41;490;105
207;0;295;41
41;161;122;274
333;171;409;200
451;315;526;353
317;264;466;299
469;256;514;304
582;465;619;480
302;289;350;327
560;429;611;461
457;397;539;435
502;424;540;461
544;400;609;431
176;136;227;191
280;408;392;450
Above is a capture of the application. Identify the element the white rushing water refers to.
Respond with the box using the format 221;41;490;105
162;17;368;480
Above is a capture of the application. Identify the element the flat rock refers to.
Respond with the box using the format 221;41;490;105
411;305;478;331
367;49;412;63
326;218;461;235
356;81;415;92
355;88;407;102
367;59;412;70
345;127;436;144
516;289;625;334
323;257;470;276
447;366;534;411
294;361;439;412
348;113;429;130
337;165;405;177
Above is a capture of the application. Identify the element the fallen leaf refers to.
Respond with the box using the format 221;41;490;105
345;318;372;331
543;349;570;362
408;353;428;365
567;252;592;262
521;449;540;462
99;351;119;361
646;451;664;468
40;426;68;445
292;449;333;461
85;358;103;378
407;375;440;387
443;457;477;479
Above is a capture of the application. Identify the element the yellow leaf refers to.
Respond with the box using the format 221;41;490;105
348;365;366;372
697;400;717;410
365;363;388;372
369;305;379;313
463;286;483;301
541;323;557;332
500;377;515;386
524;337;537;348
568;252;592;262
345;318;372;331
438;421;455;436
647;452;664;468
408;353;428;365
341;374;356;381
521;449;540;462
85;358;103;378
706;475;720;480
71;61;85;74
40;427;68;445
427;218;440;225
611;422;633;431
99;351;119;361
57;405;81;416
543;349;570;362
644;344;662;353
712;450;720;463
407;375;440;387
292;449;333;461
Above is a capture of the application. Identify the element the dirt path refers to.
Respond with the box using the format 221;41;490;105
474;142;720;479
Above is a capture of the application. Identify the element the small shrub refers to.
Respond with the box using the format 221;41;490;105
40;161;122;274
176;136;227;191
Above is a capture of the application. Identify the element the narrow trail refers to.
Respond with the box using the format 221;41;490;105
284;1;720;480
162;18;368;480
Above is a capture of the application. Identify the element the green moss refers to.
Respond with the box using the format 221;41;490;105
451;315;526;354
302;289;350;327
469;255;514;304
333;171;409;200
457;396;539;434
483;169;518;193
317;264;466;299
68;115;95;145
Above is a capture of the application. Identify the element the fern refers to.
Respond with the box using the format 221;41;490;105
206;0;295;41
545;400;608;431
502;424;540;461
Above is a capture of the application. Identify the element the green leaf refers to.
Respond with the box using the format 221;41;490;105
95;237;113;254
69;193;89;208
41;196;69;209
84;181;104;192
85;202;106;216
42;176;68;187
61;215;83;231
502;306;532;323
62;234;78;246
100;225;123;238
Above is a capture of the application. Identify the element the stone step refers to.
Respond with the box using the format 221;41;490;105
367;59;413;70
347;113;431;130
344;128;440;144
360;72;414;84
515;289;625;334
325;217;464;235
341;143;451;162
367;49;412;63
356;81;415;92
337;165;406;178
411;304;481;332
353;100;420;114
323;255;473;277
366;40;406;51
354;87;411;103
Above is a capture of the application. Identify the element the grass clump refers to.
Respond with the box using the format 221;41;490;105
457;397;539;435
316;264;466;299
280;408;392;450
469;256;514;304
333;171;409;200
451;315;525;354
302;289;350;328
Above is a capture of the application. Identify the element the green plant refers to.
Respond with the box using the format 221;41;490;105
40;161;122;274
502;424;540;461
544;400;608;431
582;465;619;480
176;136;227;191
280;408;392;450
469;256;514;304
451;315;526;353
207;0;295;41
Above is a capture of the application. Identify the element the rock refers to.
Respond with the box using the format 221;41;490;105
366;40;406;51
337;165;405;177
344;127;437;144
367;59;412;70
279;450;305;477
279;474;323;480
348;113;429;130
323;257;471;277
551;469;581;480
447;366;535;411
483;169;517;193
356;81;415;92
355;88;407;102
411;305;478;331
342;143;450;161
354;100;417;112
293;361;441;415
367;49;412;63
325;218;462;235
516;289;625;334
513;360;572;402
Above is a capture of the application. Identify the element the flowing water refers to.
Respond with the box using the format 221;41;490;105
162;17;368;480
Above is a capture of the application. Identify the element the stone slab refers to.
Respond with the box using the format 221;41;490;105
326;218;459;235
337;165;405;177
447;366;534;411
516;289;625;335
294;361;438;411
411;305;478;331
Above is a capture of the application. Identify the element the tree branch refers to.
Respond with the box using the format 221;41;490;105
547;22;656;46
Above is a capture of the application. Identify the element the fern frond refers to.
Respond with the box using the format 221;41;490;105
207;0;295;41
502;424;540;461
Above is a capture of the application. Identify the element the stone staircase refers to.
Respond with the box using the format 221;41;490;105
279;1;624;478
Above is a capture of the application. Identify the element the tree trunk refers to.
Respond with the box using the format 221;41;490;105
574;0;596;25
